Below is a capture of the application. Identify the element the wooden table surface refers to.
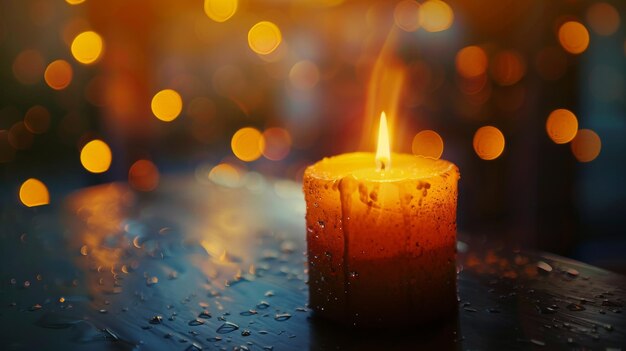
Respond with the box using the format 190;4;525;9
0;175;624;350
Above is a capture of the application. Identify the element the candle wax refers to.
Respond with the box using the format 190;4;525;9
304;152;460;327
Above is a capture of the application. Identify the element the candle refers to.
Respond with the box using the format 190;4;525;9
303;112;460;327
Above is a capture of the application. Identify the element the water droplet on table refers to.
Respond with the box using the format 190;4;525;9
567;303;585;311
188;319;205;326
240;310;257;316
537;261;552;273
149;315;163;324
241;329;251;336
216;322;239;334
198;310;212;319
274;313;291;321
256;301;270;309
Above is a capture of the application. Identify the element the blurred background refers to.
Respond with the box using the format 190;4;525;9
0;0;624;272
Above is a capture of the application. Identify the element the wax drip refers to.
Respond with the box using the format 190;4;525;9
397;182;415;320
338;176;356;324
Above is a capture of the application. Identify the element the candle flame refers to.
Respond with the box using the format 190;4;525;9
376;111;391;170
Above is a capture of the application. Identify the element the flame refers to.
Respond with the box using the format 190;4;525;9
376;111;391;170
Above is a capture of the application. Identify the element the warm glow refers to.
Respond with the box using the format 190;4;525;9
24;105;51;134
412;130;444;159
204;0;238;23
151;89;183;122
419;0;454;33
394;0;421;32
546;109;578;144
19;178;49;207
491;50;526;86
456;46;488;78
66;0;85;4
129;159;160;192
71;31;104;65
376;112;391;170
13;50;45;85
231;127;265;162
80;139;112;173
571;129;601;162
586;2;620;36
44;60;73;90
473;126;505;160
262;128;292;161
558;21;590;55
248;21;282;55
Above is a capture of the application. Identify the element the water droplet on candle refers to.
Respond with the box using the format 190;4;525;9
274;313;291;321
188;319;205;326
149;315;163;324
317;220;325;229
567;303;585;311
216;322;239;334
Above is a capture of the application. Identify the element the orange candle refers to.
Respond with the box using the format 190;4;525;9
303;112;460;327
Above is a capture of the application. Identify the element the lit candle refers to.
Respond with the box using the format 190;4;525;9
303;112;460;327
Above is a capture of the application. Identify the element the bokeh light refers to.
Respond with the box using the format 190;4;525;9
80;139;112;173
262;128;292;161
456;46;488;78
586;2;620;36
231;127;264;162
412;130;444;159
12;50;45;85
394;0;421;32
8;122;34;150
44;59;73;90
151;89;183;122
129;159;160;192
209;163;242;188
289;60;320;90
19;178;49;207
571;129;601;162
24;105;51;134
473;126;505;160
419;0;453;33
248;21;282;55
558;21;590;55
546;109;578;144
204;0;238;23
71;31;104;65
490;50;526;86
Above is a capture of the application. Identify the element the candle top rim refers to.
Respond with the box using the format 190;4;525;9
305;152;459;182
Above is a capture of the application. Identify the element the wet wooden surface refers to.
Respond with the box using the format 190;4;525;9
0;175;625;350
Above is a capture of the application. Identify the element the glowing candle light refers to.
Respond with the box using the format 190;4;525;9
303;112;460;327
